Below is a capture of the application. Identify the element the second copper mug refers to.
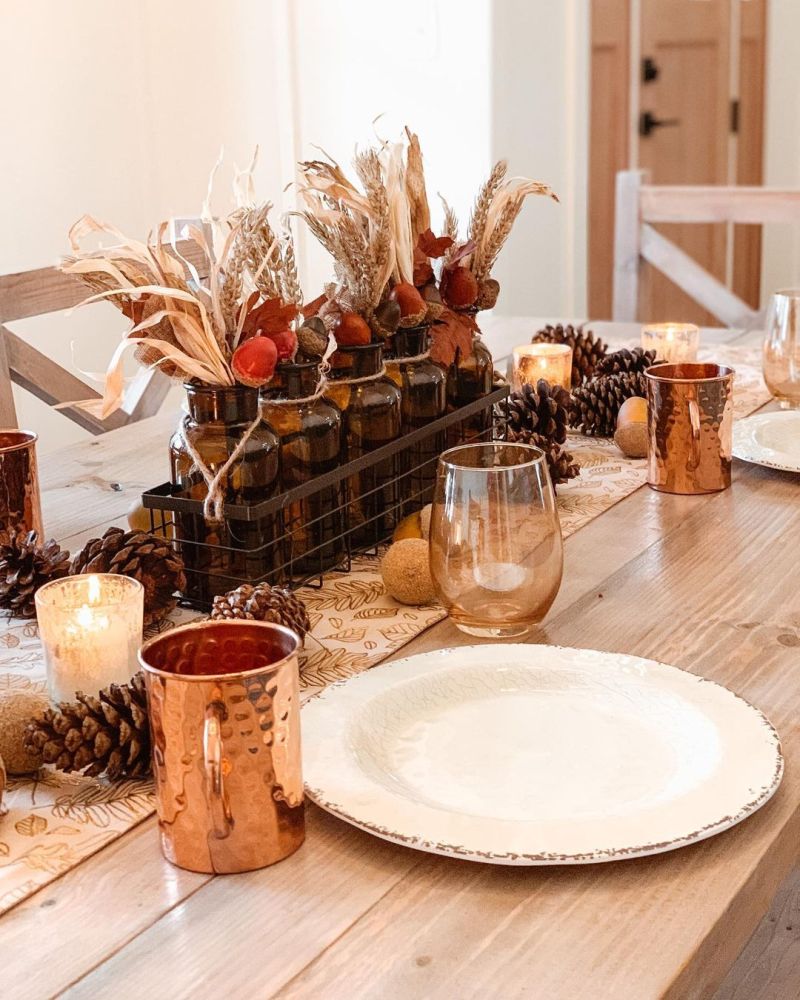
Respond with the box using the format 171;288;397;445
644;363;735;494
0;430;43;543
139;620;305;874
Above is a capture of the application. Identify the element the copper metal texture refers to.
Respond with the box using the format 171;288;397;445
645;363;735;494
0;430;43;542
139;619;305;873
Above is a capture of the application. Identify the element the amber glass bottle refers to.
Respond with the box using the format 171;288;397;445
169;383;280;607
447;322;494;446
261;361;344;578
386;325;447;510
325;343;402;549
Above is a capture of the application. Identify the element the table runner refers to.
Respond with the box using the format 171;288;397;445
0;345;769;914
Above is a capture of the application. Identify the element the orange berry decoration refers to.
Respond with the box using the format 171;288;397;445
231;336;278;388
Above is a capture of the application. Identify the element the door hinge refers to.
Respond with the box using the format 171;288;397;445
730;99;740;134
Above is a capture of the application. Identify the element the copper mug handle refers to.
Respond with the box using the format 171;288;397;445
203;703;233;839
687;398;702;472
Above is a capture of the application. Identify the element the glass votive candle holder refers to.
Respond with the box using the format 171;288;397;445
512;344;573;390
641;323;700;365
36;574;144;702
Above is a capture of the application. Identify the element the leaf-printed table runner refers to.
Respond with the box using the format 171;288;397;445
0;345;769;915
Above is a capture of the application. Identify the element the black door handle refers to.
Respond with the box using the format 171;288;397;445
642;56;659;83
639;111;681;137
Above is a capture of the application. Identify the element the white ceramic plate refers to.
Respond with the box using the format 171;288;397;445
733;410;800;473
302;645;782;865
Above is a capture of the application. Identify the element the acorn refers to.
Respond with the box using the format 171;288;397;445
297;321;329;360
475;277;500;311
373;299;402;337
231;336;278;388
390;282;427;328
421;284;444;322
335;312;372;347
266;328;298;362
442;266;479;310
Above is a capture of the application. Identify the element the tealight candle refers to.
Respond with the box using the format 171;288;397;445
35;574;144;702
512;344;573;390
641;323;700;365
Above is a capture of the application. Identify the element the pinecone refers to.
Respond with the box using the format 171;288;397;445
532;323;608;387
211;583;310;643
501;379;570;445
71;527;186;626
24;672;151;780
570;372;648;437
506;427;580;490
0;531;71;618
594;347;661;378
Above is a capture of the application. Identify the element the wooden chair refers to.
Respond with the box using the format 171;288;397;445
0;223;209;434
612;170;800;327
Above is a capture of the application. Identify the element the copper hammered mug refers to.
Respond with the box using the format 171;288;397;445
644;363;735;494
139;620;305;874
0;430;43;542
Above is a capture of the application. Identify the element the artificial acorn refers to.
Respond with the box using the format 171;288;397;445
231;336;278;388
441;266;479;310
296;321;329;360
267;328;298;362
335;312;372;347
475;277;500;311
390;282;427;326
373;299;402;337
421;284;445;321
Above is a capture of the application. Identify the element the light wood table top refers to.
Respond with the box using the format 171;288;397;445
3;319;799;1000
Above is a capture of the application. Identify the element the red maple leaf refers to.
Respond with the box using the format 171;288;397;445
429;309;477;367
241;297;298;339
302;292;327;318
417;228;454;259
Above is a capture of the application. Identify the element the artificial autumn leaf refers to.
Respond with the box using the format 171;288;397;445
443;239;477;271
412;248;434;287
302;292;327;318
241;297;298;340
417;228;453;259
429;309;477;367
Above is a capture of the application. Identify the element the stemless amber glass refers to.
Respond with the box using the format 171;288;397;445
430;443;563;638
763;289;800;408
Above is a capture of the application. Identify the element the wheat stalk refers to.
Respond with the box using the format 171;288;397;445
468;160;507;248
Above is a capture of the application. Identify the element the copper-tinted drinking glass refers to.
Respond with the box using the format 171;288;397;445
430;443;563;638
0;430;43;543
139;620;305;874
763;289;800;408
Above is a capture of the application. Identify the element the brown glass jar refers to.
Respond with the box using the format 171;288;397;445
447;322;494;446
325;342;402;549
261;362;344;578
169;383;281;607
386;325;447;510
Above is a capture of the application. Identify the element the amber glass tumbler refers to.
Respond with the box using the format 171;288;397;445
430;443;563;637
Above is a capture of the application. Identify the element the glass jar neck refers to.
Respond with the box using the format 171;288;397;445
184;383;259;423
280;363;320;398
390;325;430;359
331;342;383;379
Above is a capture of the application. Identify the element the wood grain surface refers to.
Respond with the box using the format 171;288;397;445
1;321;797;1000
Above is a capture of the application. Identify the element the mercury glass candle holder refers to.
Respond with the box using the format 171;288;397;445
512;344;572;391
36;574;144;702
641;323;700;365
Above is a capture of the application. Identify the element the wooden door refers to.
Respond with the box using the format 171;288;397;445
638;0;731;325
588;0;767;323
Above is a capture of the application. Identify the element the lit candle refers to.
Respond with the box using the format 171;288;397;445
641;323;700;365
512;343;573;390
36;574;144;702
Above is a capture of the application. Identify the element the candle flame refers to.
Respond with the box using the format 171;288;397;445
87;574;101;604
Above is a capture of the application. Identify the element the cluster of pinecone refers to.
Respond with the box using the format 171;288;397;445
23;581;311;780
501;380;580;488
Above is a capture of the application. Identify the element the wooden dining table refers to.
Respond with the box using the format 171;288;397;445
1;317;798;1000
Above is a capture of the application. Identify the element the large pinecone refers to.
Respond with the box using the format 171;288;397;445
506;427;580;489
0;531;71;618
594;347;660;378
501;379;570;445
71;527;186;626
570;372;647;437
24;672;150;780
211;583;310;643
532;323;608;387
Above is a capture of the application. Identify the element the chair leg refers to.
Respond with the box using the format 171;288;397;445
0;328;18;428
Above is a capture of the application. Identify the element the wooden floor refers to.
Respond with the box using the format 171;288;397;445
715;866;800;999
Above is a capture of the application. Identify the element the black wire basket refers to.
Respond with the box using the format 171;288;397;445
142;385;508;609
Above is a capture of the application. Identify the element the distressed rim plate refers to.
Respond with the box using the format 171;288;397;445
733;410;800;473
302;645;782;865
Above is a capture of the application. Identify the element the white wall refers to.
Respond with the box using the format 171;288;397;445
761;0;800;300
